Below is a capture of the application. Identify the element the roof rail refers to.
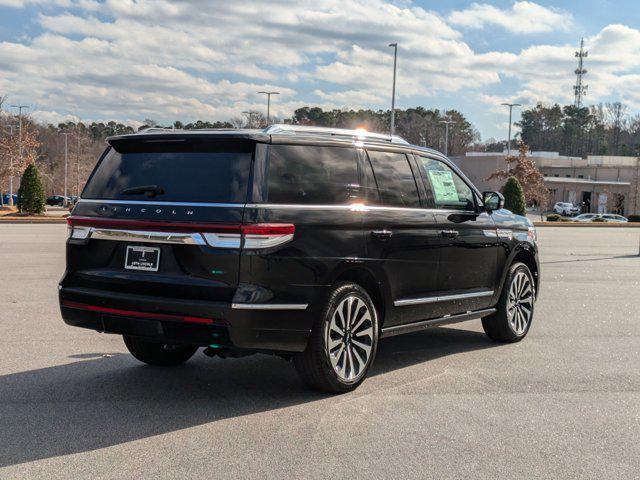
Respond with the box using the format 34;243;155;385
264;124;409;144
139;127;175;133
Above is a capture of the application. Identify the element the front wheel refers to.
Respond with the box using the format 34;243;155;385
482;262;535;342
294;283;379;393
123;335;198;366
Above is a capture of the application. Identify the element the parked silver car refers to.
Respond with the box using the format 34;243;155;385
571;213;600;222
571;213;628;223
601;214;628;223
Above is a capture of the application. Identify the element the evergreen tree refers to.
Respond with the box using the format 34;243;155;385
17;164;45;215
503;176;526;217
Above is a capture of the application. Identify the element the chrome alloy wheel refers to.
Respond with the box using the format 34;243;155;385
507;271;534;335
325;295;374;382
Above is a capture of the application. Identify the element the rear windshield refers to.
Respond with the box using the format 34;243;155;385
82;140;252;203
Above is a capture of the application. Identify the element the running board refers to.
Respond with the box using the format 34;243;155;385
380;308;496;338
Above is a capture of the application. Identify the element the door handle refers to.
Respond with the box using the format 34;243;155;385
371;229;393;241
440;229;459;238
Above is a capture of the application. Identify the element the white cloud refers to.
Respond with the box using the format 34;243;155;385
0;0;639;132
449;1;572;34
31;109;80;125
0;0;71;7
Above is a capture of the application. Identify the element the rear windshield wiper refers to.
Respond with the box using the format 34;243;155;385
120;185;165;197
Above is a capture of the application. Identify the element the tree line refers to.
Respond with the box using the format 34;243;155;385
517;102;640;158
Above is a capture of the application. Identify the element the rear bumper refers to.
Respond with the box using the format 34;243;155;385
59;287;314;353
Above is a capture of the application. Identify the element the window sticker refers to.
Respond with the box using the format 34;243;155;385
427;170;459;203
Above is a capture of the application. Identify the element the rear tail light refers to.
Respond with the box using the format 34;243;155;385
241;223;295;249
67;216;294;249
203;223;295;249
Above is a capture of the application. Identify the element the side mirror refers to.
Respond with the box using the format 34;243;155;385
483;191;504;212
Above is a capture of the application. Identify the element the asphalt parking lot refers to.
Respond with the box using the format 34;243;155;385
0;224;639;479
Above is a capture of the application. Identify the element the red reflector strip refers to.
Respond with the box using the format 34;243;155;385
61;300;223;325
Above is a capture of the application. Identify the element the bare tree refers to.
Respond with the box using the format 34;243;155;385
0;117;41;197
605;102;628;155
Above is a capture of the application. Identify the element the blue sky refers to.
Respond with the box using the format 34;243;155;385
1;0;639;141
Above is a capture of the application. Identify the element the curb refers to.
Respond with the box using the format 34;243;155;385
0;217;68;224
533;222;640;228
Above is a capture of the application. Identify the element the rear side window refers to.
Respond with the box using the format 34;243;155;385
366;150;420;208
82;141;252;203
417;156;475;211
266;145;359;204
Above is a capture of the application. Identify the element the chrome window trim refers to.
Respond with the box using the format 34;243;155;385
78;198;478;215
394;290;494;307
246;203;438;213
231;303;309;310
78;199;243;208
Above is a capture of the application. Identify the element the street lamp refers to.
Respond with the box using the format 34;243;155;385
9;104;28;206
501;103;521;157
258;91;279;125
60;132;71;206
388;43;398;138
242;111;255;129
439;119;456;156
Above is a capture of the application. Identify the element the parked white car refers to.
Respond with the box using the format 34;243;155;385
553;202;581;216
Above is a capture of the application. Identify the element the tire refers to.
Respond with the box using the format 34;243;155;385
123;335;198;366
293;282;379;393
482;262;535;343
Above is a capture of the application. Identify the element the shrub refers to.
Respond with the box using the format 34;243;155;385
503;176;526;216
546;214;561;222
16;164;45;215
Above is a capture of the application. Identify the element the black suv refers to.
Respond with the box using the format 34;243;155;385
60;125;539;392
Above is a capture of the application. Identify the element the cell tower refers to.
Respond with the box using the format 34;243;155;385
573;38;588;108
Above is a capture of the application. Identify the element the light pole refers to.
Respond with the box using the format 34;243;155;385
258;91;279;125
388;43;398;138
439;119;456;156
61;132;71;206
242;111;254;129
76;125;81;197
9;105;28;206
501;103;521;157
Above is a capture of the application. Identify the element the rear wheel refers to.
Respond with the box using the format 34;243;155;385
294;283;379;393
123;335;198;366
482;262;535;342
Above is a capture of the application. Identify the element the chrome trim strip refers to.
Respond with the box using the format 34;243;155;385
78;199;243;208
90;228;207;245
231;303;309;310
394;290;495;307
202;232;241;249
380;307;497;338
